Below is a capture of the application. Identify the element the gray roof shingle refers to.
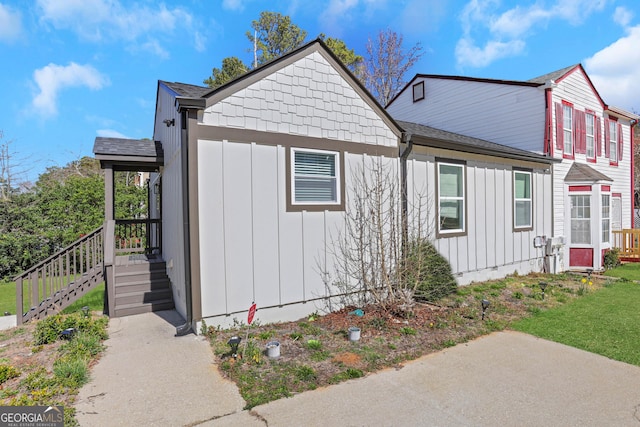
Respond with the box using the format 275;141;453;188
527;64;578;84
397;121;555;163
93;137;163;158
161;81;211;98
564;162;612;182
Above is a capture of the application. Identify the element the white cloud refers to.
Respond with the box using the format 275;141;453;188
319;0;360;36
222;0;245;11
456;0;608;68
585;25;640;112
36;0;200;56
0;3;23;42
613;6;633;28
97;129;130;138
32;63;109;117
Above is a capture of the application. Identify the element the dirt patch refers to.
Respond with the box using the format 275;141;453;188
207;272;611;408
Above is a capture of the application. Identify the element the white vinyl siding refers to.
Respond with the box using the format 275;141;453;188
292;148;339;204
438;163;465;233
602;194;610;243
570;195;591;244
514;171;532;229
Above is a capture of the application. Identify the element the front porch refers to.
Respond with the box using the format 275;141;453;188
613;229;640;261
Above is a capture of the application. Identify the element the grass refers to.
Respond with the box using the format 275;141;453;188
512;279;640;366
602;263;640;281
0;280;104;317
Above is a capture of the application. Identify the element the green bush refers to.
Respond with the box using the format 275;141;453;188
405;239;457;301
53;356;88;387
34;313;108;345
604;248;621;270
0;364;20;384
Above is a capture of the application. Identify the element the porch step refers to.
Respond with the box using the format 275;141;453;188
111;259;174;318
113;299;175;317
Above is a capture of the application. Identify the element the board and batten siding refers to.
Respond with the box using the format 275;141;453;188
155;85;188;318
196;139;396;325
550;68;633;242
387;78;545;153
203;50;397;147
195;47;400;326
407;150;553;284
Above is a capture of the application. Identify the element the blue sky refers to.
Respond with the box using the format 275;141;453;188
1;0;639;183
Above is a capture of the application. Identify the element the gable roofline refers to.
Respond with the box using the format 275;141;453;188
199;38;403;138
398;120;558;164
386;73;541;108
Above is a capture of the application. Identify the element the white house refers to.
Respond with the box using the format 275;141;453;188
387;64;639;272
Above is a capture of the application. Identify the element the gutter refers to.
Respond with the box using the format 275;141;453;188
631;119;638;228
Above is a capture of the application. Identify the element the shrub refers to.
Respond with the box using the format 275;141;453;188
0;364;20;384
604;248;621;270
53;356;89;388
34;314;108;345
405;239;457;302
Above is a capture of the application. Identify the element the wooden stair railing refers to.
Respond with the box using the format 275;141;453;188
15;225;105;324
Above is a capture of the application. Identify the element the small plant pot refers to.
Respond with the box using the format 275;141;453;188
348;327;361;342
266;341;280;358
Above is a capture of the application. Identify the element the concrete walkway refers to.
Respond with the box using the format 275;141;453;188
75;310;245;426
76;312;640;426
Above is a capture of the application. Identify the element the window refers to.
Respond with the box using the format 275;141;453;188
602;194;610;243
291;148;339;204
609;119;617;163
570;195;591;244
438;162;465;234
412;81;425;102
585;112;595;160
514;171;532;229
563;103;573;156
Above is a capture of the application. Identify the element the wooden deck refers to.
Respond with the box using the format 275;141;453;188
612;229;640;261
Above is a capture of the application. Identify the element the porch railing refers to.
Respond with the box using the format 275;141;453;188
115;219;161;255
612;229;640;259
15;225;105;324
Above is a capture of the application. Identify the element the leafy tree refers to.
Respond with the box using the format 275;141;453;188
320;34;363;78
363;28;424;106
204;56;249;89
246;11;307;66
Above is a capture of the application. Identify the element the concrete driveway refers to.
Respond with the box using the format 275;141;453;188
75;311;640;426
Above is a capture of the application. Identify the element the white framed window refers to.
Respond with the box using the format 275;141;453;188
586;112;595;160
291;148;340;205
602;194;610;243
437;162;465;234
514;170;532;229
609;120;618;162
570;195;591;244
563;104;573;156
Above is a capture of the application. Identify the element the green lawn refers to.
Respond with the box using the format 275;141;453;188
603;262;640;281
512;278;640;366
0;280;105;317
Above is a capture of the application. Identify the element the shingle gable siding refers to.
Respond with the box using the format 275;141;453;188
202;51;397;147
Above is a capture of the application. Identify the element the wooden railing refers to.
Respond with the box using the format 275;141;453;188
115;219;161;255
15;225;105;324
612;229;640;259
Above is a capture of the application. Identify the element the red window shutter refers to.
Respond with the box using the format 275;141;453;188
555;102;563;151
575;110;586;154
604;118;610;158
618;123;623;161
595;116;602;156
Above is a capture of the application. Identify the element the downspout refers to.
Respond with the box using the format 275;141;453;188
176;110;193;336
400;132;413;249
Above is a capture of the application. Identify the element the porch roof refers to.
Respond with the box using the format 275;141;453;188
93;137;163;170
564;162;613;182
398;120;557;164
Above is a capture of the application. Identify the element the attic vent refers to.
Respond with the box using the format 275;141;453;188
413;81;425;102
